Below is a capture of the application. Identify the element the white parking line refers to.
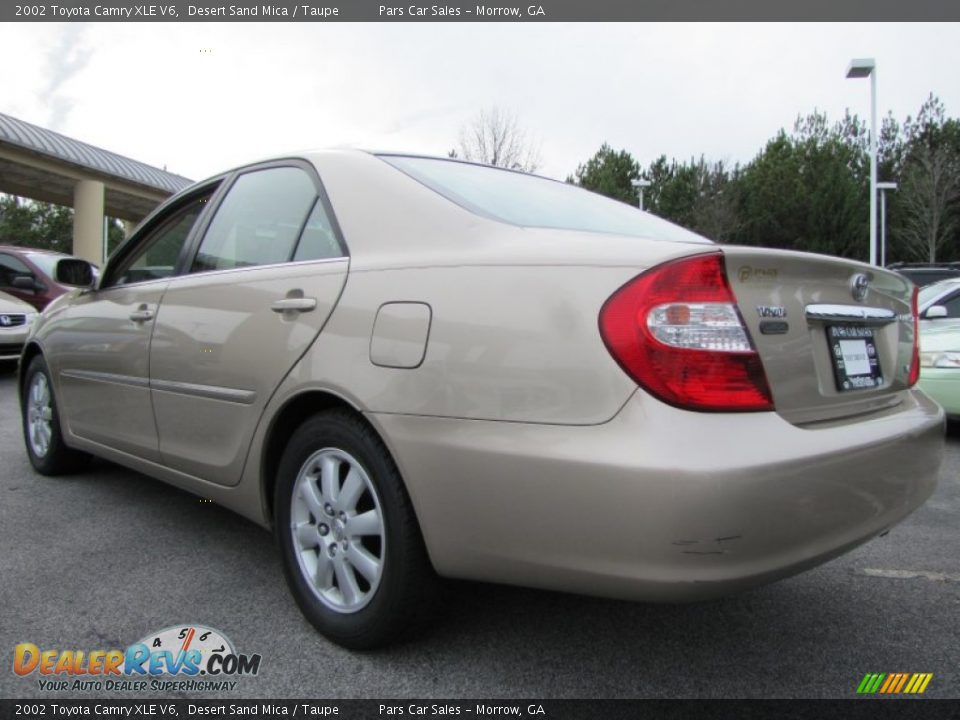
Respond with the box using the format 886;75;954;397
861;568;960;582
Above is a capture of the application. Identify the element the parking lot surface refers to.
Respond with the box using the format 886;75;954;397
1;365;958;699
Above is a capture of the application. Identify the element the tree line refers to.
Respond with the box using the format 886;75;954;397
2;97;957;265
570;94;960;264
0;195;126;257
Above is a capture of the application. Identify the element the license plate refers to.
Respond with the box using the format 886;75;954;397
827;326;883;391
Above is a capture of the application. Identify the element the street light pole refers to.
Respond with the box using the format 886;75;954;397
877;181;898;267
631;178;651;211
870;67;877;266
846;58;878;266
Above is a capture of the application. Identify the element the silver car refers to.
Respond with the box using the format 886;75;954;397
1;289;38;363
20;151;944;648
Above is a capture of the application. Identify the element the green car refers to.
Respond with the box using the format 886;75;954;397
919;321;960;419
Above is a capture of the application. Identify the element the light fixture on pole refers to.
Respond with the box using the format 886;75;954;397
846;57;878;266
877;181;897;268
631;179;651;211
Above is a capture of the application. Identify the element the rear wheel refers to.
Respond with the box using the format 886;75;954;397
274;410;437;649
22;355;90;475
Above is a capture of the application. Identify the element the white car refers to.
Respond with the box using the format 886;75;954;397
918;278;960;324
0;289;37;363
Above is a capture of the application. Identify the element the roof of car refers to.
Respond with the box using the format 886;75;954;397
923;277;960;288
0;245;69;257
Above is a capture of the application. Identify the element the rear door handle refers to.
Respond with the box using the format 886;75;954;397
271;298;317;314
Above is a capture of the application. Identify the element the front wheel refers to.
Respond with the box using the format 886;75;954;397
21;355;90;475
274;410;437;649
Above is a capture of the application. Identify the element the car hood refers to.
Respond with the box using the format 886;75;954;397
920;321;960;352
0;290;34;314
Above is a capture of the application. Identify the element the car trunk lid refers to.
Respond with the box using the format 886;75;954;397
723;246;917;425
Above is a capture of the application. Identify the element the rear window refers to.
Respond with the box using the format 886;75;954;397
381;155;711;244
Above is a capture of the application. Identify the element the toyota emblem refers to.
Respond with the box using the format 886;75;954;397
850;273;869;302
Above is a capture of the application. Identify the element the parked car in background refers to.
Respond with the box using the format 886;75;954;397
919;322;960;420
888;262;960;288
0;289;38;364
18;150;944;649
917;277;960;324
0;245;98;311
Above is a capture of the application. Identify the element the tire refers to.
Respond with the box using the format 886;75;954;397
22;355;90;475
274;410;437;649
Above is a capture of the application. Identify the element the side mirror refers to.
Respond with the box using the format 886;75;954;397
55;258;96;288
11;275;43;292
924;305;949;320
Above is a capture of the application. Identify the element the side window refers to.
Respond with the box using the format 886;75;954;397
942;293;960;319
191;167;317;273
105;191;214;288
292;200;344;262
0;253;33;287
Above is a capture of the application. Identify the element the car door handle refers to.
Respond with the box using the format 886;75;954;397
129;308;154;322
271;298;317;314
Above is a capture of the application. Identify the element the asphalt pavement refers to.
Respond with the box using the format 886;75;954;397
1;364;958;699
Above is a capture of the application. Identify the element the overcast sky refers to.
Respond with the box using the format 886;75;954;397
2;22;959;182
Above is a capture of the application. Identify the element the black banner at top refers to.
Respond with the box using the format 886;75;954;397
0;699;956;720
2;0;960;22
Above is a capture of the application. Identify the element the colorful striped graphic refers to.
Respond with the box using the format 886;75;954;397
857;673;933;695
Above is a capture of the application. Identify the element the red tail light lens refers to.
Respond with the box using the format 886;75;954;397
599;252;774;412
908;285;920;387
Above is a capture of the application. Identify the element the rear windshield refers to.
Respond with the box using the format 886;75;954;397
381;155;711;244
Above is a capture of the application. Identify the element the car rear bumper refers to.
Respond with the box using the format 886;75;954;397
372;388;944;601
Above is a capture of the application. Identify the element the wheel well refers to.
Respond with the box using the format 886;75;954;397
262;391;369;522
19;343;42;402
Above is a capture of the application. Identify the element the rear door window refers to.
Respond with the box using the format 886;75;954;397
191;167;318;273
292;200;345;262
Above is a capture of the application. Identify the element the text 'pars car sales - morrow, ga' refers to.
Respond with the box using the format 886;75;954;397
379;5;546;16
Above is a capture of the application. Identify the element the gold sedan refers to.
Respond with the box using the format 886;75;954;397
20;151;944;648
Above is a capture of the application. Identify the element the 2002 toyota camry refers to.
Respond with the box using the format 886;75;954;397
20;151;944;648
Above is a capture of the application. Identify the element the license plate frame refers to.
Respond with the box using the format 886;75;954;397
826;325;883;392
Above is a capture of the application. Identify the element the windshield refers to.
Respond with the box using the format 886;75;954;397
919;282;960;309
381;155;711;244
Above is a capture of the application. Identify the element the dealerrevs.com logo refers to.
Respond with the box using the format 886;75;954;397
13;624;262;693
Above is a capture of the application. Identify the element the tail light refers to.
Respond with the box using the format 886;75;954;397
599;252;773;412
908;285;921;387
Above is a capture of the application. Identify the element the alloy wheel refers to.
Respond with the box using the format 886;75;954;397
290;448;385;613
27;372;53;459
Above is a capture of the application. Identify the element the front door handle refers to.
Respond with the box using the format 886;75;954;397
271;298;317;314
129;306;154;323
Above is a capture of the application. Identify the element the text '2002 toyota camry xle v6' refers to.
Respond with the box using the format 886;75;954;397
20;151;944;648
